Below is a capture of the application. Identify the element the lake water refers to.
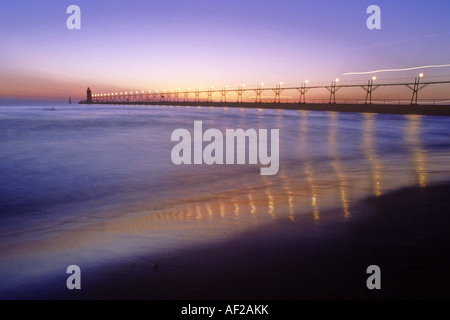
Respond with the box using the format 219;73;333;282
0;103;449;292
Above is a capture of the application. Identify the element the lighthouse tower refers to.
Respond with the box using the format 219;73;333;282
86;87;93;103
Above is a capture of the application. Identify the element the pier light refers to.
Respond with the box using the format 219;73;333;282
178;88;181;91
261;82;264;86
372;76;377;81
280;81;284;85
148;90;151;93
225;85;229;88
199;86;202;89
305;80;309;84
335;78;340;82
142;91;144;94
120;92;123;95
170;89;173;92
125;92;128;95
242;84;246;87
163;89;166;92
188;88;190;91
136;91;138;94
156;90;158;93
419;73;424;78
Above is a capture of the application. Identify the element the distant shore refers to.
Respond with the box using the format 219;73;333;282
5;182;449;300
80;101;450;116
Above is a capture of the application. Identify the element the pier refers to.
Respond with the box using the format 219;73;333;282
80;78;450;116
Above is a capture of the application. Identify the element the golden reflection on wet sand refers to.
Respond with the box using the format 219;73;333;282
328;112;351;219
405;115;427;187
299;110;320;221
363;113;383;197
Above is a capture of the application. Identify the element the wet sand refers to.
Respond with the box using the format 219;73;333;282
4;183;450;300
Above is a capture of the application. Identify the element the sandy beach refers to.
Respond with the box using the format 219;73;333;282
7;182;446;300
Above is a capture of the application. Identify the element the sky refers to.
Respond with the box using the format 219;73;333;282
1;0;450;101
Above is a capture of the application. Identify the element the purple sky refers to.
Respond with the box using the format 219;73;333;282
1;0;450;100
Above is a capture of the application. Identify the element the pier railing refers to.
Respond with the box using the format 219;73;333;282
89;79;450;105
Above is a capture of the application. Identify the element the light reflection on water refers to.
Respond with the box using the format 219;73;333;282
0;104;449;288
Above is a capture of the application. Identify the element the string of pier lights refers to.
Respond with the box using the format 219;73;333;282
91;81;318;98
93;82;273;98
91;73;427;99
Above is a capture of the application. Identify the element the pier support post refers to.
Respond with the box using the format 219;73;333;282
361;80;380;104
195;90;200;102
220;89;227;102
326;81;341;104
273;84;284;103
207;89;213;102
236;86;245;103
254;85;264;103
406;76;429;105
297;83;310;103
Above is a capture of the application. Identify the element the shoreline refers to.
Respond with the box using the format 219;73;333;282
6;182;448;300
80;101;450;116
